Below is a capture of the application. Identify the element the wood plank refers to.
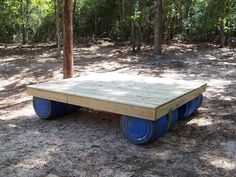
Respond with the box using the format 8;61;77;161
28;77;204;107
68;95;156;120
155;85;206;118
27;86;157;108
27;73;207;121
27;88;68;103
27;87;156;120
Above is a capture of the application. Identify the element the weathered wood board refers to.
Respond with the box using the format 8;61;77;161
27;73;207;120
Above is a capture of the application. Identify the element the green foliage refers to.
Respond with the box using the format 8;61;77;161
0;0;235;44
0;0;55;44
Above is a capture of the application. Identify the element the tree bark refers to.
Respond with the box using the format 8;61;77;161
137;0;144;53
131;21;135;53
26;0;29;42
220;18;225;48
55;0;61;56
20;0;26;45
137;23;141;52
73;0;77;17
154;0;163;56
63;0;74;78
94;7;97;37
2;3;7;47
119;0;125;41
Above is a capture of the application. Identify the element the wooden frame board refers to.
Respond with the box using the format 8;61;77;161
27;73;207;121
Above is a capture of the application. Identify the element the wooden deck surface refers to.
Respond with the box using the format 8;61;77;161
27;73;207;120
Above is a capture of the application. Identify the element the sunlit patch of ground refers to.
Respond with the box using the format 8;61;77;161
0;42;235;177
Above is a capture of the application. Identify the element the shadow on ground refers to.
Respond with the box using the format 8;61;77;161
0;42;235;177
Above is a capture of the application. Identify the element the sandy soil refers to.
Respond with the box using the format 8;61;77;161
0;42;235;177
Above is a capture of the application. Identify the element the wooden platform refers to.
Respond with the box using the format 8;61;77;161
27;73;207;121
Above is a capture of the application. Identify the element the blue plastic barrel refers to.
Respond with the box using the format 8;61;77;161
33;97;79;119
197;95;204;108
186;97;198;116
120;110;178;145
151;109;178;141
177;95;203;120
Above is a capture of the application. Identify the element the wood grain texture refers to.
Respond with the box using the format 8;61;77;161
63;0;74;78
27;73;207;120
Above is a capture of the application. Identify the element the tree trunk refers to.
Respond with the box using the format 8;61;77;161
154;0;163;56
63;0;74;78
73;0;77;17
2;3;7;47
131;21;135;53
168;17;173;44
55;0;61;56
20;0;26;45
26;0;29;43
137;23;141;53
119;0;125;41
220;18;225;48
94;7;97;37
137;0;143;53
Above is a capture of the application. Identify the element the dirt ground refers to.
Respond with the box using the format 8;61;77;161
0;41;235;177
